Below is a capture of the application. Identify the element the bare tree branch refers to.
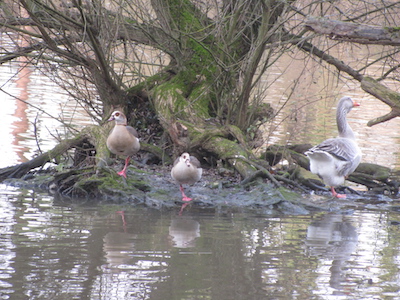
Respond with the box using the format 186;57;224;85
298;16;400;127
305;16;400;46
292;34;364;81
361;77;400;126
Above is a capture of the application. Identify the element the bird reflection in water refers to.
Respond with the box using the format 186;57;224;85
169;217;200;248
102;211;135;272
103;231;136;272
178;202;190;215
116;210;127;231
305;214;358;291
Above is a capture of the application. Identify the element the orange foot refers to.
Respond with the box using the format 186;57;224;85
117;170;127;178
331;187;346;198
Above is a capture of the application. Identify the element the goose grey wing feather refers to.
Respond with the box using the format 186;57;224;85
341;153;361;176
307;137;361;177
189;156;201;168
309;138;359;162
126;126;139;138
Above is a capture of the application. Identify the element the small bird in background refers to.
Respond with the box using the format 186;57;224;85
305;96;362;198
106;111;140;178
171;153;202;201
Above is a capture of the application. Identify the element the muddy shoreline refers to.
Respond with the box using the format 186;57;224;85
2;163;399;215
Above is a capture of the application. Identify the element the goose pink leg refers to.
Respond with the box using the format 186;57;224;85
117;157;131;178
180;185;192;201
331;187;346;198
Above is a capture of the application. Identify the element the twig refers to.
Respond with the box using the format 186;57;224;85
228;155;281;187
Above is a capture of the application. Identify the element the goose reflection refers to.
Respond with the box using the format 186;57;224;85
103;231;136;270
169;217;200;248
305;214;358;290
103;212;135;272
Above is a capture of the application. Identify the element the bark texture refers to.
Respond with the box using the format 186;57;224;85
305;17;400;46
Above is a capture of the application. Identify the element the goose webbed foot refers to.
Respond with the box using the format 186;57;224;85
331;186;346;198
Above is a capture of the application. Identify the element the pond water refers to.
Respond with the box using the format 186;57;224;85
2;34;400;300
262;46;400;170
1;185;400;299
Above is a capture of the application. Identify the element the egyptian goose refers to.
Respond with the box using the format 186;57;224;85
171;153;202;201
106;111;140;178
305;96;362;198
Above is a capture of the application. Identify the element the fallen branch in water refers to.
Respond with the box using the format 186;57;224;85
0;134;87;181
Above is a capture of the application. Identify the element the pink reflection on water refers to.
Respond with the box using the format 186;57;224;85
8;7;35;164
12;60;32;163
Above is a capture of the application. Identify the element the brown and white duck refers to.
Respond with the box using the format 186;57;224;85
171;153;202;201
305;96;362;198
106;111;140;178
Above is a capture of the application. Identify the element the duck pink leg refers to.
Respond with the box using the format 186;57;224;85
117;157;131;178
331;187;346;198
180;185;192;201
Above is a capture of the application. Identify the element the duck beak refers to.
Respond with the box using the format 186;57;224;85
185;158;191;167
353;100;360;107
107;116;115;122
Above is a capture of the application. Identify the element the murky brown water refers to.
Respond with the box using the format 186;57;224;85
1;185;400;299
